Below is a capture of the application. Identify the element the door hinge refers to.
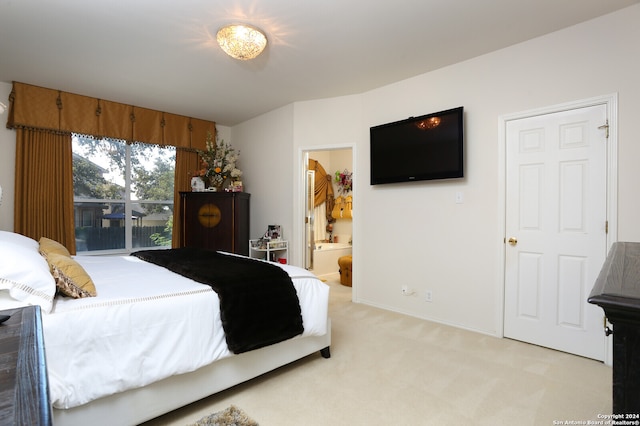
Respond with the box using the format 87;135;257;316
604;317;613;336
598;120;609;139
605;220;609;234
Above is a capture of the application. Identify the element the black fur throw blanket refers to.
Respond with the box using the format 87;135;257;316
132;248;303;354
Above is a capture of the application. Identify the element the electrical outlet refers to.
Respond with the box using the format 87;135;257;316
425;290;433;302
402;286;414;296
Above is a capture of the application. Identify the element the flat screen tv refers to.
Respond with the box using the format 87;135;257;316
370;106;464;185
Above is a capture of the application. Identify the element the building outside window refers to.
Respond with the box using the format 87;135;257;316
72;134;175;253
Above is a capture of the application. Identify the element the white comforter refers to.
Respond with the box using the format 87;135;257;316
43;254;329;409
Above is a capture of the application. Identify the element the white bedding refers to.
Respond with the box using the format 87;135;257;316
42;254;329;409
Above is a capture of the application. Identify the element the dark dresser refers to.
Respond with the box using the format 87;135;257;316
180;191;250;255
588;242;640;415
0;305;51;425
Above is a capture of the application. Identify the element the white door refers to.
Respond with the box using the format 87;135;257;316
504;103;609;361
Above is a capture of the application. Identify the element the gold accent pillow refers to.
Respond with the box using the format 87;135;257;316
47;253;97;298
39;237;71;259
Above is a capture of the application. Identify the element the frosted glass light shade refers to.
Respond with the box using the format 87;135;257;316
216;24;267;60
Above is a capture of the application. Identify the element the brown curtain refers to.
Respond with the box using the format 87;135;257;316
172;149;200;247
7;82;214;148
14;128;76;252
170;117;215;246
7;81;215;250
308;159;335;224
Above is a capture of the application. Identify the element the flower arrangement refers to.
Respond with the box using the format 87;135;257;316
335;169;353;194
194;132;242;188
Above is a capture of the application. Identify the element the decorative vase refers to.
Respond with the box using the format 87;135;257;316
191;177;205;192
209;177;225;192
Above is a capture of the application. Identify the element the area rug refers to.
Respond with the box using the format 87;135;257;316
188;405;258;426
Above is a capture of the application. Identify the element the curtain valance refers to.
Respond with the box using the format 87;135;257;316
6;82;213;150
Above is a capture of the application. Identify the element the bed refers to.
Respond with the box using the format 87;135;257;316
0;231;331;426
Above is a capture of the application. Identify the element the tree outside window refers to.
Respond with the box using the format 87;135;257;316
72;135;175;253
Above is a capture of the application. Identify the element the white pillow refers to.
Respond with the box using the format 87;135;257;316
0;230;39;250
0;236;56;313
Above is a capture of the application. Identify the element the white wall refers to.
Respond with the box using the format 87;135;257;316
231;103;296;245
233;4;640;336
0;82;15;231
216;125;231;147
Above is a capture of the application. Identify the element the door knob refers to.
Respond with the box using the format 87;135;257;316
508;237;518;246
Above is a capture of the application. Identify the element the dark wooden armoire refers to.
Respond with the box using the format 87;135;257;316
179;192;250;255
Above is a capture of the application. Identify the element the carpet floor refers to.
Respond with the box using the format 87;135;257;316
141;275;612;426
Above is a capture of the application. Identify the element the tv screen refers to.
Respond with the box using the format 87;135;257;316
370;106;464;185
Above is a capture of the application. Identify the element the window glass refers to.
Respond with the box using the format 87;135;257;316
72;135;175;253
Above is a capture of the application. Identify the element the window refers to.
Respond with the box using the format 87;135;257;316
72;134;176;253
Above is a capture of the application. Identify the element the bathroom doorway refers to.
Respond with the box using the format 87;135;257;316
301;146;354;284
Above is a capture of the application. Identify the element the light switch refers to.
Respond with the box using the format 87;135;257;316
455;191;464;204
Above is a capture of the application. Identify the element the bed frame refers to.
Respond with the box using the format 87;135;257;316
53;320;331;426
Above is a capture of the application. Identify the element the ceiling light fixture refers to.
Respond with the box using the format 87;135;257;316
216;24;267;60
